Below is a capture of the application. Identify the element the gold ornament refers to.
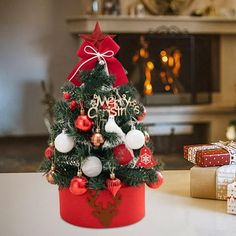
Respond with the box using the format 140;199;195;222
91;128;105;147
46;166;56;184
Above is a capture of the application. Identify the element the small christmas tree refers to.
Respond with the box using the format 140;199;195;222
41;23;163;228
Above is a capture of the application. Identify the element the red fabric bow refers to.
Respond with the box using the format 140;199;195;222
66;36;128;87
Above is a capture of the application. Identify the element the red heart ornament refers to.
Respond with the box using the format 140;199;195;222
69;176;88;195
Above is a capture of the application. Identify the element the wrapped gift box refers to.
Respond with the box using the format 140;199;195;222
196;149;230;167
184;144;221;165
190;166;217;199
184;142;236;167
190;165;236;200
216;165;236;200
227;182;236;214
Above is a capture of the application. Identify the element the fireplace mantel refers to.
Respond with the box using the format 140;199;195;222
65;15;236;141
66;15;236;34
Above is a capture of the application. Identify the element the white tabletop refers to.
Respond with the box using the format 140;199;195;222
0;171;235;236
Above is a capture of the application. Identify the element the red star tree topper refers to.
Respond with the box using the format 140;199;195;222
80;22;115;48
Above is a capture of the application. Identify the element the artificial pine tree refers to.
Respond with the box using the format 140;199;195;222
41;23;163;228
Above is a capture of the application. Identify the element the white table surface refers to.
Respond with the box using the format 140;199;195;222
0;170;235;236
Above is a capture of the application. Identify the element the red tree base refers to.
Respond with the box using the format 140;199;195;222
59;184;145;228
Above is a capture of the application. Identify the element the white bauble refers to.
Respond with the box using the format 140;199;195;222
226;125;236;141
125;129;145;150
54;131;75;153
81;156;103;177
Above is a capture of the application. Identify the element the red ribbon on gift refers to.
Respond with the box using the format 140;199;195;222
66;36;128;87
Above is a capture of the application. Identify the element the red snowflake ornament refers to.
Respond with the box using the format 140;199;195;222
136;146;157;168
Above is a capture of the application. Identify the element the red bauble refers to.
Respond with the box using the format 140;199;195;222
63;92;71;100
147;171;164;189
136;146;157;168
69;100;77;110
69;176;88;195
44;146;54;159
106;174;122;197
112;144;133;165
137;107;147;121
75;114;93;131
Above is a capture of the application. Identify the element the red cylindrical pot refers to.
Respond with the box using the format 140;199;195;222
59;184;145;228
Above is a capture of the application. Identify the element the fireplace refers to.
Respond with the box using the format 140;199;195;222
66;16;236;155
116;33;220;106
115;32;219;155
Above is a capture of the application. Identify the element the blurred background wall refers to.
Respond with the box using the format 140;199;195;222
0;0;235;136
0;0;86;136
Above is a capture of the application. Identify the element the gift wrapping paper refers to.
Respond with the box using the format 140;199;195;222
216;165;236;200
196;149;230;167
227;182;236;214
184;142;236;167
190;166;217;199
184;144;220;164
190;165;236;200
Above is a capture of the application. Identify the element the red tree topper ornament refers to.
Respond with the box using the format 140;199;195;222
112;144;133;165
69;175;88;195
80;22;115;49
136;146;157;168
106;173;122;197
66;23;128;87
147;171;164;189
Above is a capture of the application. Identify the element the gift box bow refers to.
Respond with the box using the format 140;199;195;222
67;36;128;87
212;141;236;164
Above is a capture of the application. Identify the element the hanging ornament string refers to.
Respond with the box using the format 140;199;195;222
108;163;115;175
69;45;114;82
